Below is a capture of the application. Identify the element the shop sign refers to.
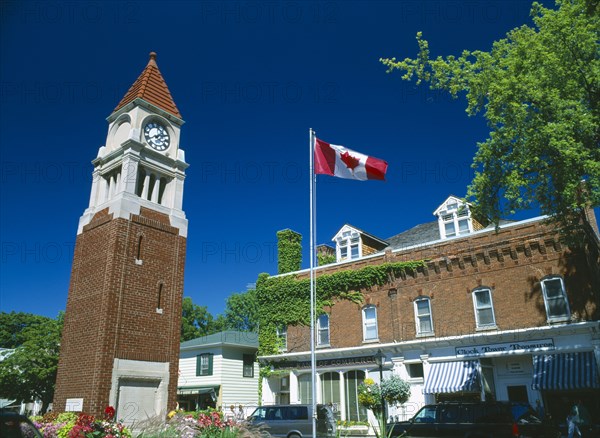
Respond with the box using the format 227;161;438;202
455;338;554;357
296;355;376;369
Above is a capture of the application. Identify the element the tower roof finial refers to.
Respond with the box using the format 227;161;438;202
113;51;181;119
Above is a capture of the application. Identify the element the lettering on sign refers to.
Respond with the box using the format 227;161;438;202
455;339;554;357
274;355;376;370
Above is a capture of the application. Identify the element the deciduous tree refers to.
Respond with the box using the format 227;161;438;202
0;313;62;414
221;289;259;332
381;0;599;239
180;297;215;341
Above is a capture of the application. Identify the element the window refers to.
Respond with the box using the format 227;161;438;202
243;354;254;377
472;288;496;328
413;405;437;423
414;297;433;335
298;374;312;404
541;276;570;321
320;372;341;410
335;229;362;262
406;363;424;379
362;305;378;341
435;198;473;239
317;314;330;346
137;235;143;260
196;353;213;376
345;370;367;422
157;283;163;311
277;325;287;351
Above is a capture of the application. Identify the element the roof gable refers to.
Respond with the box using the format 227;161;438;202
433;195;470;216
332;224;388;247
113;52;182;119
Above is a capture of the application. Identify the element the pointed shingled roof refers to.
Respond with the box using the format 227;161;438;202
113;52;182;119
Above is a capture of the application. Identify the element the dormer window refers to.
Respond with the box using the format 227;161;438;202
331;225;388;263
335;229;362;262
434;196;474;239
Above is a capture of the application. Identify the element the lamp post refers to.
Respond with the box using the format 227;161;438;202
374;349;386;438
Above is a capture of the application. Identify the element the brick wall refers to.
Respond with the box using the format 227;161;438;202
285;220;599;352
53;208;185;416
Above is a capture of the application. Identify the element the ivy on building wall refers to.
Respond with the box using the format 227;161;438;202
277;229;302;274
317;252;336;266
255;260;425;358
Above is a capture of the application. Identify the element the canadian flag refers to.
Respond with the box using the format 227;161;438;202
314;137;388;181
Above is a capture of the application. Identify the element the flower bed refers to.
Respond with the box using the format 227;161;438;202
135;408;259;438
31;407;131;438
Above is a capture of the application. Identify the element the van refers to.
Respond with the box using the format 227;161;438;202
247;404;336;438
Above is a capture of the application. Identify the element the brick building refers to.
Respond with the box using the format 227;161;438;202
260;196;600;426
53;52;188;425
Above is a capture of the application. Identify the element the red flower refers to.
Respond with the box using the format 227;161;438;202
105;406;116;420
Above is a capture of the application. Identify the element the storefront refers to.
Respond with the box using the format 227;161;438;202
531;351;599;428
263;354;388;423
177;386;219;411
261;321;599;425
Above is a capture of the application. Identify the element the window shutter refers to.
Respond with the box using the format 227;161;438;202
196;355;201;376
207;353;213;375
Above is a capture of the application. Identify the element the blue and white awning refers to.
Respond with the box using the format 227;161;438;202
423;360;480;394
532;351;599;390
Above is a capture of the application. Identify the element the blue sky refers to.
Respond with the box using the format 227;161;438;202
1;0;584;320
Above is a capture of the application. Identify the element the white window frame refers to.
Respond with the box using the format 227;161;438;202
362;305;378;341
541;276;570;322
436;199;473;239
336;230;362;262
472;287;497;329
414;297;434;336
317;314;330;346
277;325;288;351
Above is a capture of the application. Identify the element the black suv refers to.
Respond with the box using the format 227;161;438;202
388;401;559;438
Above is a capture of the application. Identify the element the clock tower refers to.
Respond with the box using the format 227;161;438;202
53;52;188;424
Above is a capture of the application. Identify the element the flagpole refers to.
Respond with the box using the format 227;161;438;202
309;128;317;438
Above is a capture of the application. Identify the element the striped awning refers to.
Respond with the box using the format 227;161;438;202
532;351;599;390
423;360;480;394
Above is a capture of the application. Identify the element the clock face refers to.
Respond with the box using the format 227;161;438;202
144;122;170;151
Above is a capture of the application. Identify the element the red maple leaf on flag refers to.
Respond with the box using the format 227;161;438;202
340;151;360;170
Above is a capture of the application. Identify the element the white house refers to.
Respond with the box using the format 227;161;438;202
178;331;259;419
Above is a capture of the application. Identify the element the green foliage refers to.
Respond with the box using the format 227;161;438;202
381;374;411;405
181;297;217;342
381;0;600;240
358;375;410;438
221;289;259;332
357;378;381;412
255;260;424;356
277;229;302;274
317;252;336;266
0;311;53;348
0;313;62;413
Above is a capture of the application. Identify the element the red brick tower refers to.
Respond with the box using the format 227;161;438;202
53;52;188;425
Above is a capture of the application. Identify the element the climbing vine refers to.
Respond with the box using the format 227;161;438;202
255;260;425;358
317;252;336;266
277;229;302;274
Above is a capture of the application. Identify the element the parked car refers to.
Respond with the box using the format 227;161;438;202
0;409;42;438
247;404;336;438
387;401;560;438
